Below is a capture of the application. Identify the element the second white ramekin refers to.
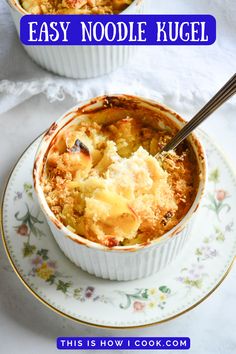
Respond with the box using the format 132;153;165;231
8;0;145;79
33;95;207;281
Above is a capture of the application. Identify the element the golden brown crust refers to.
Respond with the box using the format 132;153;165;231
20;0;133;14
42;116;199;247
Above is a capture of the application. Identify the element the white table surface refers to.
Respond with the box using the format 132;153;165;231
0;0;236;353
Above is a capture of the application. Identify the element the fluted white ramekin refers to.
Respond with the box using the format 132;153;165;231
8;0;145;79
33;95;207;281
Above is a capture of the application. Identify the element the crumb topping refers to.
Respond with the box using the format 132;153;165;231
42;117;199;247
21;0;133;14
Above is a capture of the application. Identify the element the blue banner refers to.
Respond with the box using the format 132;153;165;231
20;14;216;46
57;337;191;350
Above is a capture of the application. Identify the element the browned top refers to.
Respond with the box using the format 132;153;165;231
20;0;133;14
41;112;199;247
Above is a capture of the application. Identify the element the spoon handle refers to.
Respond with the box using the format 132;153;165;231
161;74;236;152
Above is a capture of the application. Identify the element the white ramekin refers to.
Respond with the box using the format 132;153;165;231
8;0;145;79
33;95;207;281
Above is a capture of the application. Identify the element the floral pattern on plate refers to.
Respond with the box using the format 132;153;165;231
13;186;172;312
2;131;236;327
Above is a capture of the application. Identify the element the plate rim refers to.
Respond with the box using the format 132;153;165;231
1;131;236;329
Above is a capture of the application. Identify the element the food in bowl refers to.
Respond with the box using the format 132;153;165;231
41;109;199;248
9;0;143;79
20;0;133;14
34;95;206;280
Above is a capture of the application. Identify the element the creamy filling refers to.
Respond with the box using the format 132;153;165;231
42;117;198;247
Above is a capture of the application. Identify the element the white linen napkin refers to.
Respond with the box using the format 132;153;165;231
0;0;235;115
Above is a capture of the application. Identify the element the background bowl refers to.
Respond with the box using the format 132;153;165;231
33;95;207;281
8;0;145;79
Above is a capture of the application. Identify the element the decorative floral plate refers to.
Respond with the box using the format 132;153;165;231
1;131;236;328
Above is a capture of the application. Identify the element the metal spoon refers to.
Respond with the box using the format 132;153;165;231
158;73;236;154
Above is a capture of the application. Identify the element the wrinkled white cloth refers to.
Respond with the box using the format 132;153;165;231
0;0;235;114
